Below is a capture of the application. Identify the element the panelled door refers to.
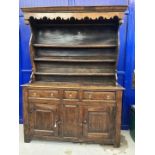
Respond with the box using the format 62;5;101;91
29;102;60;137
61;102;80;139
82;104;116;140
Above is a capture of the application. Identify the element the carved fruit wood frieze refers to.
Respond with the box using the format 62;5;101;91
29;16;120;25
21;6;127;24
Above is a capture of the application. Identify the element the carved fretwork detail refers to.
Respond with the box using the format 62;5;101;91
29;16;120;25
29;72;35;83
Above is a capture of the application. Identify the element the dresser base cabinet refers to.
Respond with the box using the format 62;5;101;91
23;83;123;147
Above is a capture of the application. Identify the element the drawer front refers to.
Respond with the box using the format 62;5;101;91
64;91;78;99
83;91;115;100
29;90;59;99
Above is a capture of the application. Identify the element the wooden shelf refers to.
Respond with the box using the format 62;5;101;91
34;57;116;62
34;72;115;76
33;23;119;27
33;44;117;48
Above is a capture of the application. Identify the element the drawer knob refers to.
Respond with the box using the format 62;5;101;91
33;92;36;96
106;95;111;99
69;94;72;97
51;93;53;97
83;120;87;124
88;94;92;99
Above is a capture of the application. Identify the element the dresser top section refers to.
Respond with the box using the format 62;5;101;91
21;6;127;24
22;82;124;90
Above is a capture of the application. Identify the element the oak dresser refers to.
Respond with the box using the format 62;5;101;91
22;6;127;147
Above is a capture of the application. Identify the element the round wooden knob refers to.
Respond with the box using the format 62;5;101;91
88;94;92;99
33;92;36;96
69;93;72;97
106;95;110;99
83;120;87;124
51;93;53;97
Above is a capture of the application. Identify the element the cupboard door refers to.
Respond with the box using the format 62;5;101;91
29;102;60;137
62;104;80;138
82;104;116;140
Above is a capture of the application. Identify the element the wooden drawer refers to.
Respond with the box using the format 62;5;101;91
83;91;115;100
64;90;78;99
28;90;59;99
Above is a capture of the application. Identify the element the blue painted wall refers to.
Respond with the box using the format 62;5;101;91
19;0;135;130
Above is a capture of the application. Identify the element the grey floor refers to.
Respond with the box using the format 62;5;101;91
19;125;134;155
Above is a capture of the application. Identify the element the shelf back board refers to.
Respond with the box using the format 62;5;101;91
33;25;117;46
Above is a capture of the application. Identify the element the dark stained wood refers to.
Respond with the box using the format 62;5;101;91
34;57;116;62
62;103;80;138
35;62;115;73
33;44;117;48
64;91;79;99
83;91;115;100
34;72;115;76
29;102;60;137
23;87;31;142
33;26;117;46
82;105;115;139
28;89;59;99
29;31;36;82
22;6;128;13
23;84;123;146
35;75;116;85
35;48;117;59
114;90;123;147
22;6;126;147
33;44;118;49
21;6;127;24
23;82;124;90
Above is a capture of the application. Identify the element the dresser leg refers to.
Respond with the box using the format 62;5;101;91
24;134;31;143
113;142;120;148
114;131;121;147
24;137;31;143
